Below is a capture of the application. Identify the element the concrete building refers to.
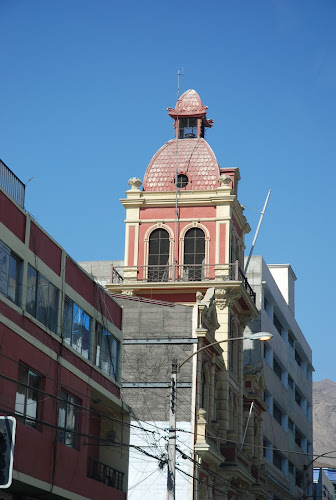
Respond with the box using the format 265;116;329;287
313;467;336;499
244;256;313;499
0;159;130;499
114;290;226;499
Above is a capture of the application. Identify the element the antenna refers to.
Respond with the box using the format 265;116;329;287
172;69;184;282
244;189;271;274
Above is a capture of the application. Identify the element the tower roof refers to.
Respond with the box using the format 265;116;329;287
143;138;220;192
167;89;208;118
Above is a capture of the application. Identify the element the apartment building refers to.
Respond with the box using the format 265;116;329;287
0;159;130;499
243;256;313;500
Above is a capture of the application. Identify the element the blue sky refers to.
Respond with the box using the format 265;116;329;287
1;0;335;382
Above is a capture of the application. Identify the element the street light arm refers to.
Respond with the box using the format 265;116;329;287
304;450;336;470
178;333;272;370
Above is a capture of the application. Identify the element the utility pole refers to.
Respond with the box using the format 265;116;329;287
166;359;177;500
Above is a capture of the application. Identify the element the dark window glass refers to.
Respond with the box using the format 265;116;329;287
0;240;21;305
15;364;42;429
148;229;170;282
58;390;80;449
27;265;59;333
178;117;197;139
273;358;282;380
288;331;294;348
273;450;282;470
288;418;294;432
264;296;268;310
175;174;189;188
183;228;205;281
295;428;303;448
295;388;302;407
273;313;282;335
295;350;302;366
288;462;294;475
96;323;120;381
63;296;91;359
296;470;303;488
273;403;282;426
288;376;294;390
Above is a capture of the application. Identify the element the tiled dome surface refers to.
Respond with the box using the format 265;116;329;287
143;138;220;192
176;89;206;115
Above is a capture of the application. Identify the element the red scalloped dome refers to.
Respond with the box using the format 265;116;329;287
176;89;206;115
143;138;220;192
167;89;209;118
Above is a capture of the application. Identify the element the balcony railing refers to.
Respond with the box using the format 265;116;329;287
0;159;25;208
87;457;124;491
111;261;256;304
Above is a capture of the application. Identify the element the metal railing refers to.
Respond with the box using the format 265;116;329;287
0;159;25;208
110;262;256;304
87;457;124;491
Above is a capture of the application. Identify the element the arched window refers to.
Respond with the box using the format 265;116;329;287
183;228;205;281
148;229;170;282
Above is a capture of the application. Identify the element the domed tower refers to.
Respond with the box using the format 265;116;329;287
106;91;267;495
110;89;254;307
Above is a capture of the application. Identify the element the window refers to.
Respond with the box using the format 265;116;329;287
26;265;59;333
58;390;80;449
273;450;283;471
15;364;42;429
175;174;189;188
96;324;120;380
295;349;302;366
295;428;304;449
183;228;205;281
264;296;268;310
63;297;91;359
288;375;294;390
273;403;283;426
296;470;303;489
288;461;294;475
273;313;282;335
178;117;198;139
295;387;303;407
263;438;272;461
288;331;294;348
264;390;272;411
273;358;282;380
148;228;170;282
288;418;294;433
0;240;21;305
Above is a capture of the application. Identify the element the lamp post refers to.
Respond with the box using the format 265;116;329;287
166;332;273;500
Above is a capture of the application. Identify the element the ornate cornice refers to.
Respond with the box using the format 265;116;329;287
215;288;242;310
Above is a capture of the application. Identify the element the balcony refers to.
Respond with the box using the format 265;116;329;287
0;158;25;208
110;261;256;304
87;457;124;491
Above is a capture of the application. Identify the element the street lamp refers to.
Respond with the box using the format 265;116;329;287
166;332;273;500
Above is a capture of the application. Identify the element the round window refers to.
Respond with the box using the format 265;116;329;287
175;174;189;188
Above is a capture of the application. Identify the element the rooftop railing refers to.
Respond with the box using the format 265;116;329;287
0;159;25;208
87;457;124;491
111;261;256;304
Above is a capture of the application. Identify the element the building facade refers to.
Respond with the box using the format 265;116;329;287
243;256;313;499
0;160;130;499
102;90;270;499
